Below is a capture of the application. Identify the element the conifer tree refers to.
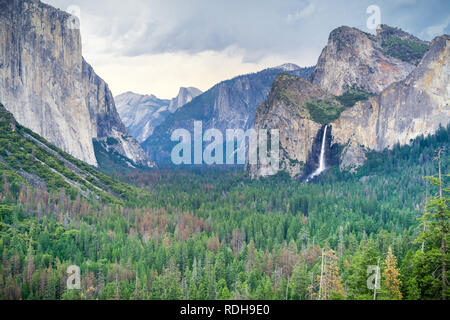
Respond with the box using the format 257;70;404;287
317;249;345;300
413;148;449;300
383;247;402;300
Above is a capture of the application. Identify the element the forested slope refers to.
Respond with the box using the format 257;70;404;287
0;103;146;204
0;111;448;299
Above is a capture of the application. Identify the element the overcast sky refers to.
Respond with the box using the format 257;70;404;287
43;0;449;99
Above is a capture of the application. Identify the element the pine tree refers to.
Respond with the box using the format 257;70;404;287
383;247;402;300
414;148;449;300
217;279;231;299
317;249;345;300
2;172;8;198
290;260;309;300
346;239;380;299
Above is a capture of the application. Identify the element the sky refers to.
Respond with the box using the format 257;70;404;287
43;0;450;99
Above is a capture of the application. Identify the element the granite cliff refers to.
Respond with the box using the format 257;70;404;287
332;34;450;171
310;25;428;96
250;74;339;178
0;0;152;167
251;26;448;178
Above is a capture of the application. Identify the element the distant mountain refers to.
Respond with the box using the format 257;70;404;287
0;0;152;168
115;87;202;143
168;87;203;113
142;64;314;163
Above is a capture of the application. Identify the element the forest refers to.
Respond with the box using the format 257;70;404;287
0;125;448;300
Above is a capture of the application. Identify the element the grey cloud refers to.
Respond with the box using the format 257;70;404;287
44;0;450;63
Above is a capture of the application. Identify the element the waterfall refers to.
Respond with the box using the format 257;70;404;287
307;125;328;181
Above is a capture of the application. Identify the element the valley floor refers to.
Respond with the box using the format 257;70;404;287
0;126;448;300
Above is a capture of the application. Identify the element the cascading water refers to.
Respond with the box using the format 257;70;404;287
307;125;328;181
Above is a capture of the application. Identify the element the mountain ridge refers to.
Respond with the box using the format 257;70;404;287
142;64;314;163
115;87;203;143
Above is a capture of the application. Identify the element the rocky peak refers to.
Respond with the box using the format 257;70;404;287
331;34;449;170
271;63;302;72
260;74;340;118
404;34;449;88
310;25;417;95
168;87;203;113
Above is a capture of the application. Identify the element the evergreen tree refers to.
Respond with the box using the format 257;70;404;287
383;247;402;300
413;149;449;300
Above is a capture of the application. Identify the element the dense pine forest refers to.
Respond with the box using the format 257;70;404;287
0;124;448;300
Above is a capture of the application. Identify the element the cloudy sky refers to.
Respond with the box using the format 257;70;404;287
43;0;449;99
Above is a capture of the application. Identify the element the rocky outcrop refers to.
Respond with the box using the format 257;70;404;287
310;26;422;96
0;0;151;167
251;26;447;178
116;87;202;143
249;75;329;178
142;64;314;163
169;87;203;113
332;34;450;170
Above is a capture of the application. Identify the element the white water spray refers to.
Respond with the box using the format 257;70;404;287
307;125;328;181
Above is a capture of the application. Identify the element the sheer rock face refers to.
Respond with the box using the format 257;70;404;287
0;0;151;167
168;87;203;113
332;34;450;170
116;87;202;143
249;75;332;178
310;26;418;96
